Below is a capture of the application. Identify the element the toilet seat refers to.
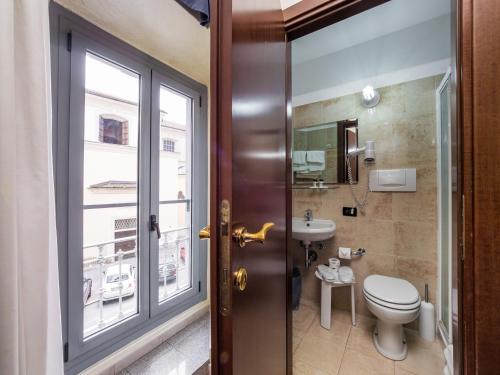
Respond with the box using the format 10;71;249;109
363;290;421;311
363;275;420;310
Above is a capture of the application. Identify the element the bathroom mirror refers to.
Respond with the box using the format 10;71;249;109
292;118;358;185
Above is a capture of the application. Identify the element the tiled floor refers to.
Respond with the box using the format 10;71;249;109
119;313;209;375
293;304;445;375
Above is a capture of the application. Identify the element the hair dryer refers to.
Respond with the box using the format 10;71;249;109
347;140;375;162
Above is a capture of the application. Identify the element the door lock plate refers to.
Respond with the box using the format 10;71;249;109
219;200;231;316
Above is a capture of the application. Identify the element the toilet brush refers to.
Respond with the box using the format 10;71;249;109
419;284;436;342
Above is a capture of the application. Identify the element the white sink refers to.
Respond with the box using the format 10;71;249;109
292;217;336;244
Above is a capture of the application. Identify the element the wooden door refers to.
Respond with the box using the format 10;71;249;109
210;0;288;374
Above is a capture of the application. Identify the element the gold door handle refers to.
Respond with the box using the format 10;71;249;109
234;267;247;291
232;222;275;248
199;225;210;240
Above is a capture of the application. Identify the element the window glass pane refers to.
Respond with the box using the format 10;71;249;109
159;86;191;201
158;203;191;302
158;85;192;303
83;207;139;338
83;52;140;338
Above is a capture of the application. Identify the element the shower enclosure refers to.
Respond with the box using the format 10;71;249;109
436;70;453;347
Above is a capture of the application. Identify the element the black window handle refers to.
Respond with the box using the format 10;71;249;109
150;215;161;239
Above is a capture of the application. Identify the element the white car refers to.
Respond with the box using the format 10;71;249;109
102;264;136;302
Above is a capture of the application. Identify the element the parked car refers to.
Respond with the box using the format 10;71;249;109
83;277;92;304
158;261;177;283
102;264;136;302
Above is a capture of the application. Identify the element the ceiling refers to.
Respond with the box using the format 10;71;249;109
280;0;302;9
55;0;210;85
292;0;451;65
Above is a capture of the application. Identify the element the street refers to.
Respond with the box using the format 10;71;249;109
83;256;190;337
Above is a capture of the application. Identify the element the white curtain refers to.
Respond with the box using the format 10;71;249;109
0;0;64;374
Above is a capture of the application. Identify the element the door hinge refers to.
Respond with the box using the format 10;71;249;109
199;95;202;108
66;32;72;52
198;280;201;292
63;342;68;362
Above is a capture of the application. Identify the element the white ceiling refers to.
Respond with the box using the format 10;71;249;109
280;0;302;9
292;0;451;65
55;0;210;85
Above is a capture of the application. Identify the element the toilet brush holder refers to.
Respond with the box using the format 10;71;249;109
419;284;436;342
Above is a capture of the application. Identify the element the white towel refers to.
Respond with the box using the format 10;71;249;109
317;265;338;282
293;165;310;172
292;151;307;165
339;266;354;283
306;150;325;164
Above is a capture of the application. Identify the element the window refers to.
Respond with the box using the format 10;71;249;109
51;6;207;371
99;116;129;145
162;138;176;152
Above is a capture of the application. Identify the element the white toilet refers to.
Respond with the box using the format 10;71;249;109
363;274;421;360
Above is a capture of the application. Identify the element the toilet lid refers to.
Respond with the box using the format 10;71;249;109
363;275;420;305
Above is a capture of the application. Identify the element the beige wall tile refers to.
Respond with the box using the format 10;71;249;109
394;221;437;259
322;95;356;123
395;257;437;304
355;219;395;255
392;190;437;223
293;102;323;128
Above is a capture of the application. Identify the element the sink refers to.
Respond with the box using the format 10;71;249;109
292;217;336;244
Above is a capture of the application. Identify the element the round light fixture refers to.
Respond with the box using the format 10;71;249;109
361;85;381;108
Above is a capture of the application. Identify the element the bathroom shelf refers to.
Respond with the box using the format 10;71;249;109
291;185;340;190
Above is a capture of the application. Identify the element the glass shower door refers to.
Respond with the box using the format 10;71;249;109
437;71;452;343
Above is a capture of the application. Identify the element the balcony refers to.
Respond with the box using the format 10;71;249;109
83;227;190;338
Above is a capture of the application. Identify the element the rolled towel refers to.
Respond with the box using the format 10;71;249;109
317;264;338;282
339;266;354;283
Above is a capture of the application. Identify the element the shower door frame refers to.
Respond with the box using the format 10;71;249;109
436;69;453;348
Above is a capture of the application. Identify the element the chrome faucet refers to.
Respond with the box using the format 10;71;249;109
304;209;313;221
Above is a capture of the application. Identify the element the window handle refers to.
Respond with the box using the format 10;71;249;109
150;215;161;239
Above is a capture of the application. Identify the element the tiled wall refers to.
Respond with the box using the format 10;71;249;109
292;75;443;319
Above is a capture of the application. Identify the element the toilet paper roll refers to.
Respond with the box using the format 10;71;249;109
328;257;340;269
338;247;351;259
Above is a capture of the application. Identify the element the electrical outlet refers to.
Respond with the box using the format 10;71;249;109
343;207;357;217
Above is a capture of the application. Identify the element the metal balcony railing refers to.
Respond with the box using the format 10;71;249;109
82;226;190;337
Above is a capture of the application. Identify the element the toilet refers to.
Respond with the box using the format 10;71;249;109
363;275;421;360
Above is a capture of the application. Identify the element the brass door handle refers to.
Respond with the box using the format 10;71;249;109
199;225;210;239
232;222;275;248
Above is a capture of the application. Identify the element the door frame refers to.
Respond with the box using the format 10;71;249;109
458;0;500;373
210;0;499;374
